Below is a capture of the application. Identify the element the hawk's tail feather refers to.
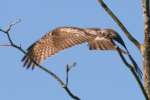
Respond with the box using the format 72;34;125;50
91;41;99;50
88;40;127;54
88;40;114;50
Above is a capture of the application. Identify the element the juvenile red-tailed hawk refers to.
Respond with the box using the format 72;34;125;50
22;27;126;69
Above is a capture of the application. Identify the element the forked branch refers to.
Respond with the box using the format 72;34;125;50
116;46;149;100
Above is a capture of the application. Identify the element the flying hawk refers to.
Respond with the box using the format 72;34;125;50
22;27;126;69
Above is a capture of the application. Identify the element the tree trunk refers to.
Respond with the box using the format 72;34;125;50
142;0;150;99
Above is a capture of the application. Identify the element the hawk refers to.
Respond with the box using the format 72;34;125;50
22;27;126;69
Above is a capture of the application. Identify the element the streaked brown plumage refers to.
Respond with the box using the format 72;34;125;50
22;27;126;69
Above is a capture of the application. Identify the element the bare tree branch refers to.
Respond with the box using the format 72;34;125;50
6;19;21;33
66;64;69;87
97;2;148;98
98;0;141;51
116;46;149;100
0;44;11;47
0;21;80;100
65;62;77;86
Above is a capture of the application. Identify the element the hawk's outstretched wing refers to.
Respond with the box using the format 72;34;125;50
22;27;126;69
22;27;90;69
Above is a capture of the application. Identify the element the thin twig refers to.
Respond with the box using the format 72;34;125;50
98;0;141;50
0;44;11;47
116;47;149;100
65;62;76;86
6;19;21;33
66;64;69;86
0;22;80;100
